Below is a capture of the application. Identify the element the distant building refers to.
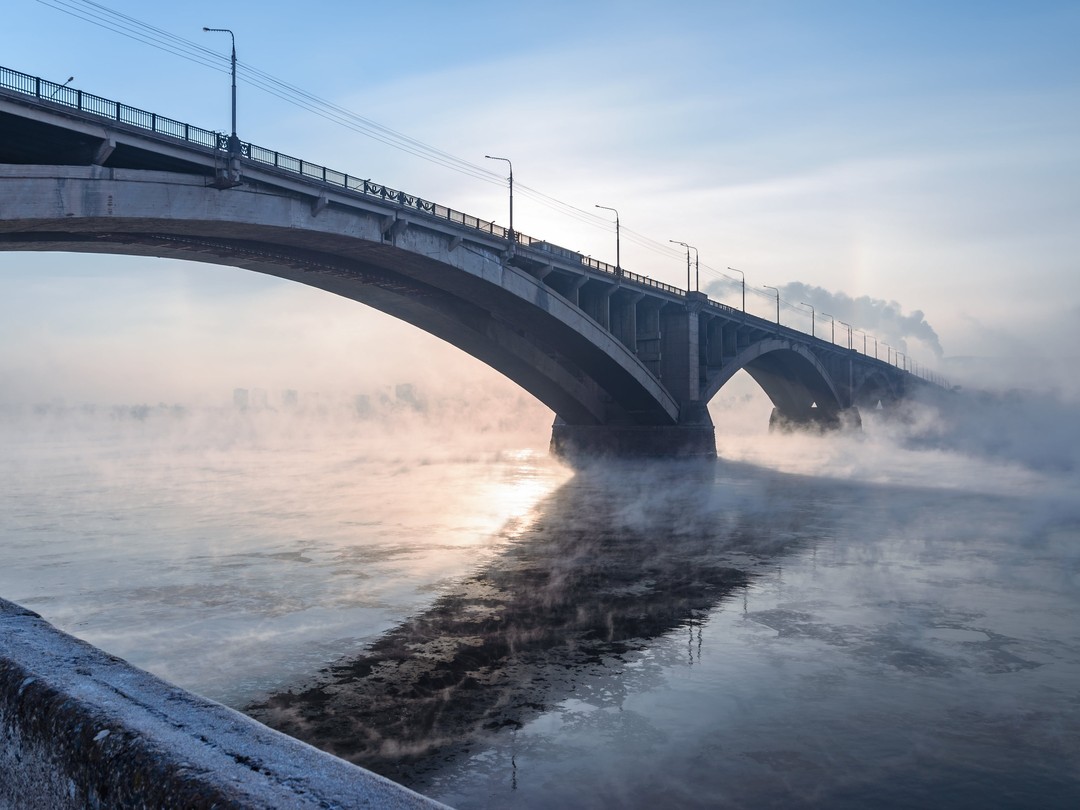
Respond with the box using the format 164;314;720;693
395;383;426;412
233;388;249;410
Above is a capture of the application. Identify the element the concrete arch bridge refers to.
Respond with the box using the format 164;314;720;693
0;67;939;457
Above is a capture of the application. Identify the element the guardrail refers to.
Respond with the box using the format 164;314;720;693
0;65;947;389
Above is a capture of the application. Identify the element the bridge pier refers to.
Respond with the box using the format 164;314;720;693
551;291;718;461
550;418;717;460
768;405;862;433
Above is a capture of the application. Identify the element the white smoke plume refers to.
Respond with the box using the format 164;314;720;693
779;281;945;358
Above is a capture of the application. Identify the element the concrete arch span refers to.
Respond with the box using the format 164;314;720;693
0;168;681;430
853;369;901;410
702;339;856;430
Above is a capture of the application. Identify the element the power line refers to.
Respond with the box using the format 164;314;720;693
33;0;835;330
33;0;698;268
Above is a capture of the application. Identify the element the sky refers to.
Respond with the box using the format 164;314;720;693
1;0;1078;406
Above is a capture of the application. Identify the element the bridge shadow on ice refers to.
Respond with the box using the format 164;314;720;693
247;460;829;786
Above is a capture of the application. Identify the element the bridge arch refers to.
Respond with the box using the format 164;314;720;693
853;369;901;410
702;339;844;422
0;168;682;430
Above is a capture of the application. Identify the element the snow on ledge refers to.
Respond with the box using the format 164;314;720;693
0;597;449;809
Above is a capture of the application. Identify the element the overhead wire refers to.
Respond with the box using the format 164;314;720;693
35;0;506;184
37;0;223;71
34;0;802;309
35;0;707;274
35;1;821;320
34;0;700;261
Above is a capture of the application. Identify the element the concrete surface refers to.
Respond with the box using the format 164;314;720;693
0;597;449;809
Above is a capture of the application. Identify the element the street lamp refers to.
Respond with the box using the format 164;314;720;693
763;285;780;326
484;155;514;243
670;240;698;292
798;302;815;338
728;267;746;313
838;321;852;350
203;27;238;148
48;76;74;100
822;313;836;344
883;343;891;365
595;205;621;276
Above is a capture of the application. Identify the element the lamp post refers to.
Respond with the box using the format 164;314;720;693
48;76;74;100
873;336;878;359
822;313;835;344
799;302;815;338
484;155;514;243
728;267;745;312
595;205;620;276
763;285;780;327
883;343;891;365
833;319;851;352
670;240;698;292
203;27;237;148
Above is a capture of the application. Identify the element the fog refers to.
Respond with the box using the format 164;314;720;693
0;254;533;408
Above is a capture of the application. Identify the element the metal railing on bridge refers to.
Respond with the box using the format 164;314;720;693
1;66;689;302
0;65;947;390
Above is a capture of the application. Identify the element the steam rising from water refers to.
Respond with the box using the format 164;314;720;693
712;370;1080;503
2;332;1078;807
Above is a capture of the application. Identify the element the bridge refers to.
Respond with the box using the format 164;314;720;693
0;67;944;457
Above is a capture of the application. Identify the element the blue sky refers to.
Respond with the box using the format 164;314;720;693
1;0;1078;403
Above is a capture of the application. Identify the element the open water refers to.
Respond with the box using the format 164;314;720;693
1;392;1078;809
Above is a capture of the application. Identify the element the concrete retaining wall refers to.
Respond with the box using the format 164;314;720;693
0;597;448;809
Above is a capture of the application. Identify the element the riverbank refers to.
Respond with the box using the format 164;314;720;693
0;597;447;809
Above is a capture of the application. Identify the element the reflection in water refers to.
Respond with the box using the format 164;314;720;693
249;461;817;785
245;453;1080;809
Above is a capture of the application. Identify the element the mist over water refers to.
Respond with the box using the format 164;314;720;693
2;372;1078;808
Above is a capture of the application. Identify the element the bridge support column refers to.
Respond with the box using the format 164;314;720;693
568;275;588;307
552;293;716;461
611;290;643;352
769;405;862;433
550;418;716;460
660;292;708;408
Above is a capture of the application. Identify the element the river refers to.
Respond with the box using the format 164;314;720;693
1;388;1077;808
